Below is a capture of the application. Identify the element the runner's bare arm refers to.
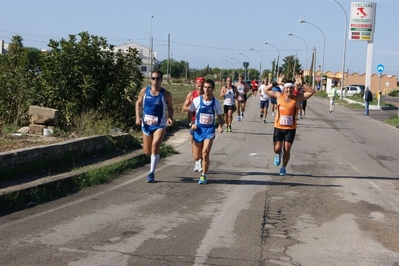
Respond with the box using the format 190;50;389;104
217;114;224;133
135;88;146;125
219;86;227;98
265;74;284;98
164;90;174;126
302;84;315;100
182;91;193;112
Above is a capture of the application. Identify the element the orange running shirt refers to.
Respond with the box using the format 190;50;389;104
274;94;298;130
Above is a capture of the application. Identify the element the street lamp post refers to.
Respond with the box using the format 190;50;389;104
231;57;242;76
264;42;280;80
221;61;229;77
287;33;309;78
300;19;326;90
147;15;154;78
239;53;250;80
225;59;235;80
250;48;263;79
333;0;348;99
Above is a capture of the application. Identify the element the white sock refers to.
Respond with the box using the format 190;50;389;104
150;154;160;173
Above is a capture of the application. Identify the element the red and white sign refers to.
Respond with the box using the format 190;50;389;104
349;2;376;41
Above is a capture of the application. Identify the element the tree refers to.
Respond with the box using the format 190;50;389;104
0;35;43;126
39;31;143;129
158;58;188;79
281;55;302;80
8;35;24;55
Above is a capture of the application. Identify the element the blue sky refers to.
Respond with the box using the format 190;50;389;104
1;0;398;78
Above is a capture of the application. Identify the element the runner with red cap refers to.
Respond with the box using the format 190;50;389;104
182;77;205;172
251;78;259;100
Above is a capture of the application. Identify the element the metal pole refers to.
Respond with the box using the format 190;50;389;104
293;52;297;79
225;60;235;81
378;73;382;107
239;53;250;80
221;61;229;77
166;33;170;82
250;48;263;79
333;0;348;99
264;42;280;80
147;15;154;78
312;47;316;91
300;20;325;90
288;33;308;79
231;57;242;76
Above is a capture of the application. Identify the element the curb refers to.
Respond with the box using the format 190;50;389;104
342;97;398;110
0;149;144;197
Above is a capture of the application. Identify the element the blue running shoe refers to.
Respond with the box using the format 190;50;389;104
198;175;207;185
147;172;155;183
279;167;286;176
274;153;281;166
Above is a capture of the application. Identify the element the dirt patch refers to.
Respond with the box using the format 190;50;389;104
0;133;71;153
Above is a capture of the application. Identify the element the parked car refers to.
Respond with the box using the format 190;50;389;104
337;85;365;97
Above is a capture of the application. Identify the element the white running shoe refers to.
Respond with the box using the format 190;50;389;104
272;112;275;117
197;159;203;172
193;161;199;172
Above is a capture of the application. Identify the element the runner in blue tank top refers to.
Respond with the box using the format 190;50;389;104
189;79;224;185
135;70;174;183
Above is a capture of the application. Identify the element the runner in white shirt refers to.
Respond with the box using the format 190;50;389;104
235;76;250;121
259;79;270;123
220;77;238;132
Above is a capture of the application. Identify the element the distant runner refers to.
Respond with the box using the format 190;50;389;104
251;78;259;100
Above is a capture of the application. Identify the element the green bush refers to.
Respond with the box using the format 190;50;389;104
388;89;399;97
0;32;143;131
315;90;328;97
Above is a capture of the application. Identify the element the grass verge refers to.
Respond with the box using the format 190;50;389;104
384;116;399;128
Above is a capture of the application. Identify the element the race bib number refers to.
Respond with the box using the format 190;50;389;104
237;95;243;101
200;113;213;125
225;98;232;105
280;115;294;126
144;114;158;125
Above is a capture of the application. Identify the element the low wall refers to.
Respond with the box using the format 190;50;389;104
0;134;136;170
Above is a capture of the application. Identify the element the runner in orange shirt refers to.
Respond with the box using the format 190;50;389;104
265;74;315;176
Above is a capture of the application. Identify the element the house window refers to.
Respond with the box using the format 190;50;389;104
141;66;147;72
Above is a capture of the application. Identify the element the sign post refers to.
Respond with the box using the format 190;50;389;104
350;2;377;101
349;2;376;41
376;63;384;107
243;62;249;80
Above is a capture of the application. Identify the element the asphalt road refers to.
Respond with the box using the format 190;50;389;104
1;96;399;266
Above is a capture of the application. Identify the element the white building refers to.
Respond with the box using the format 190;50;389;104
0;40;9;54
113;41;158;77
